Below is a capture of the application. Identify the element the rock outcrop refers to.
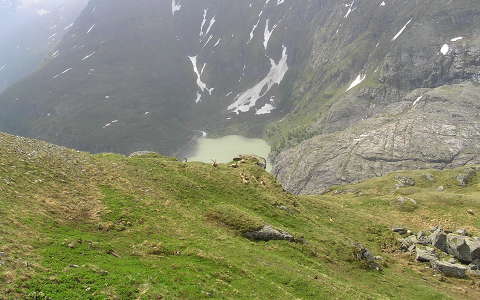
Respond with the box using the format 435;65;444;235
431;260;468;278
396;226;480;278
243;225;296;242
273;83;480;194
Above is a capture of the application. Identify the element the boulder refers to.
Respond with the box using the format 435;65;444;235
431;260;468;278
234;155;267;169
423;173;435;182
395;176;416;188
416;231;430;245
446;234;480;263
416;248;437;262
400;235;418;251
396;196;417;205
430;229;448;252
455;229;469;236
392;227;408;235
353;243;383;271
468;259;480;272
243;225;295;242
456;168;476;186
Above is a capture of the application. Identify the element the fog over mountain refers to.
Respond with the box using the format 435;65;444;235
0;0;88;92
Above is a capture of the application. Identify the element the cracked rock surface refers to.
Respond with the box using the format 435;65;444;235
273;83;480;194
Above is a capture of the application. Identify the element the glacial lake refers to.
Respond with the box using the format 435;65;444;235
187;135;271;170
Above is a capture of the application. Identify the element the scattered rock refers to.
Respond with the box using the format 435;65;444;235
395;176;416;188
243;225;296;242
467;209;475;216
67;242;77;249
353;243;383;271
233;155;267;169
430;229;448;253
400;235;418;251
423;173;435;182
446;234;480;264
128;151;158;158
456;168;476;186
0;252;5;257
431;260;468;278
392;227;408;235
455;229;469;236
395;196;417;205
416;247;437;262
437;186;444;192
447;258;458;264
408;244;416;253
416;231;430;245
69;264;80;268
468;259;480;271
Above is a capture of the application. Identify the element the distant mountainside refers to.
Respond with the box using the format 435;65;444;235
0;0;88;92
0;0;479;192
0;0;312;155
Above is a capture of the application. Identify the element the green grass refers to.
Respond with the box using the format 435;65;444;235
1;132;479;299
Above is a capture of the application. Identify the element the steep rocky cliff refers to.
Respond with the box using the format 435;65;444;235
270;0;480;193
273;83;480;194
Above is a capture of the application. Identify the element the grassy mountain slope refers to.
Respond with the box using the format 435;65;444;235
1;132;480;299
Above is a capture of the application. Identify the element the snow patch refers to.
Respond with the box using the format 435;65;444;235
195;91;202;103
263;19;277;50
392;19;412;41
344;0;355;18
346;73;366;92
52;68;72;79
412;96;423;108
189;56;209;93
249;11;263;42
228;46;288;114
86;24;95;34
440;44;449;55
81;51;96;61
256;103;275;115
64;23;74;30
171;0;181;16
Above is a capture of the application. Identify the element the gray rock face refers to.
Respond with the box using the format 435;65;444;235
400;235;418;251
446;234;480;264
394;197;417;206
353;243;382;271
430;229;448;253
416;248;437;262
243;225;295;242
392;227;408;235
431;260;468;278
456;168;476;186
273;83;480;194
395;176;415;188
